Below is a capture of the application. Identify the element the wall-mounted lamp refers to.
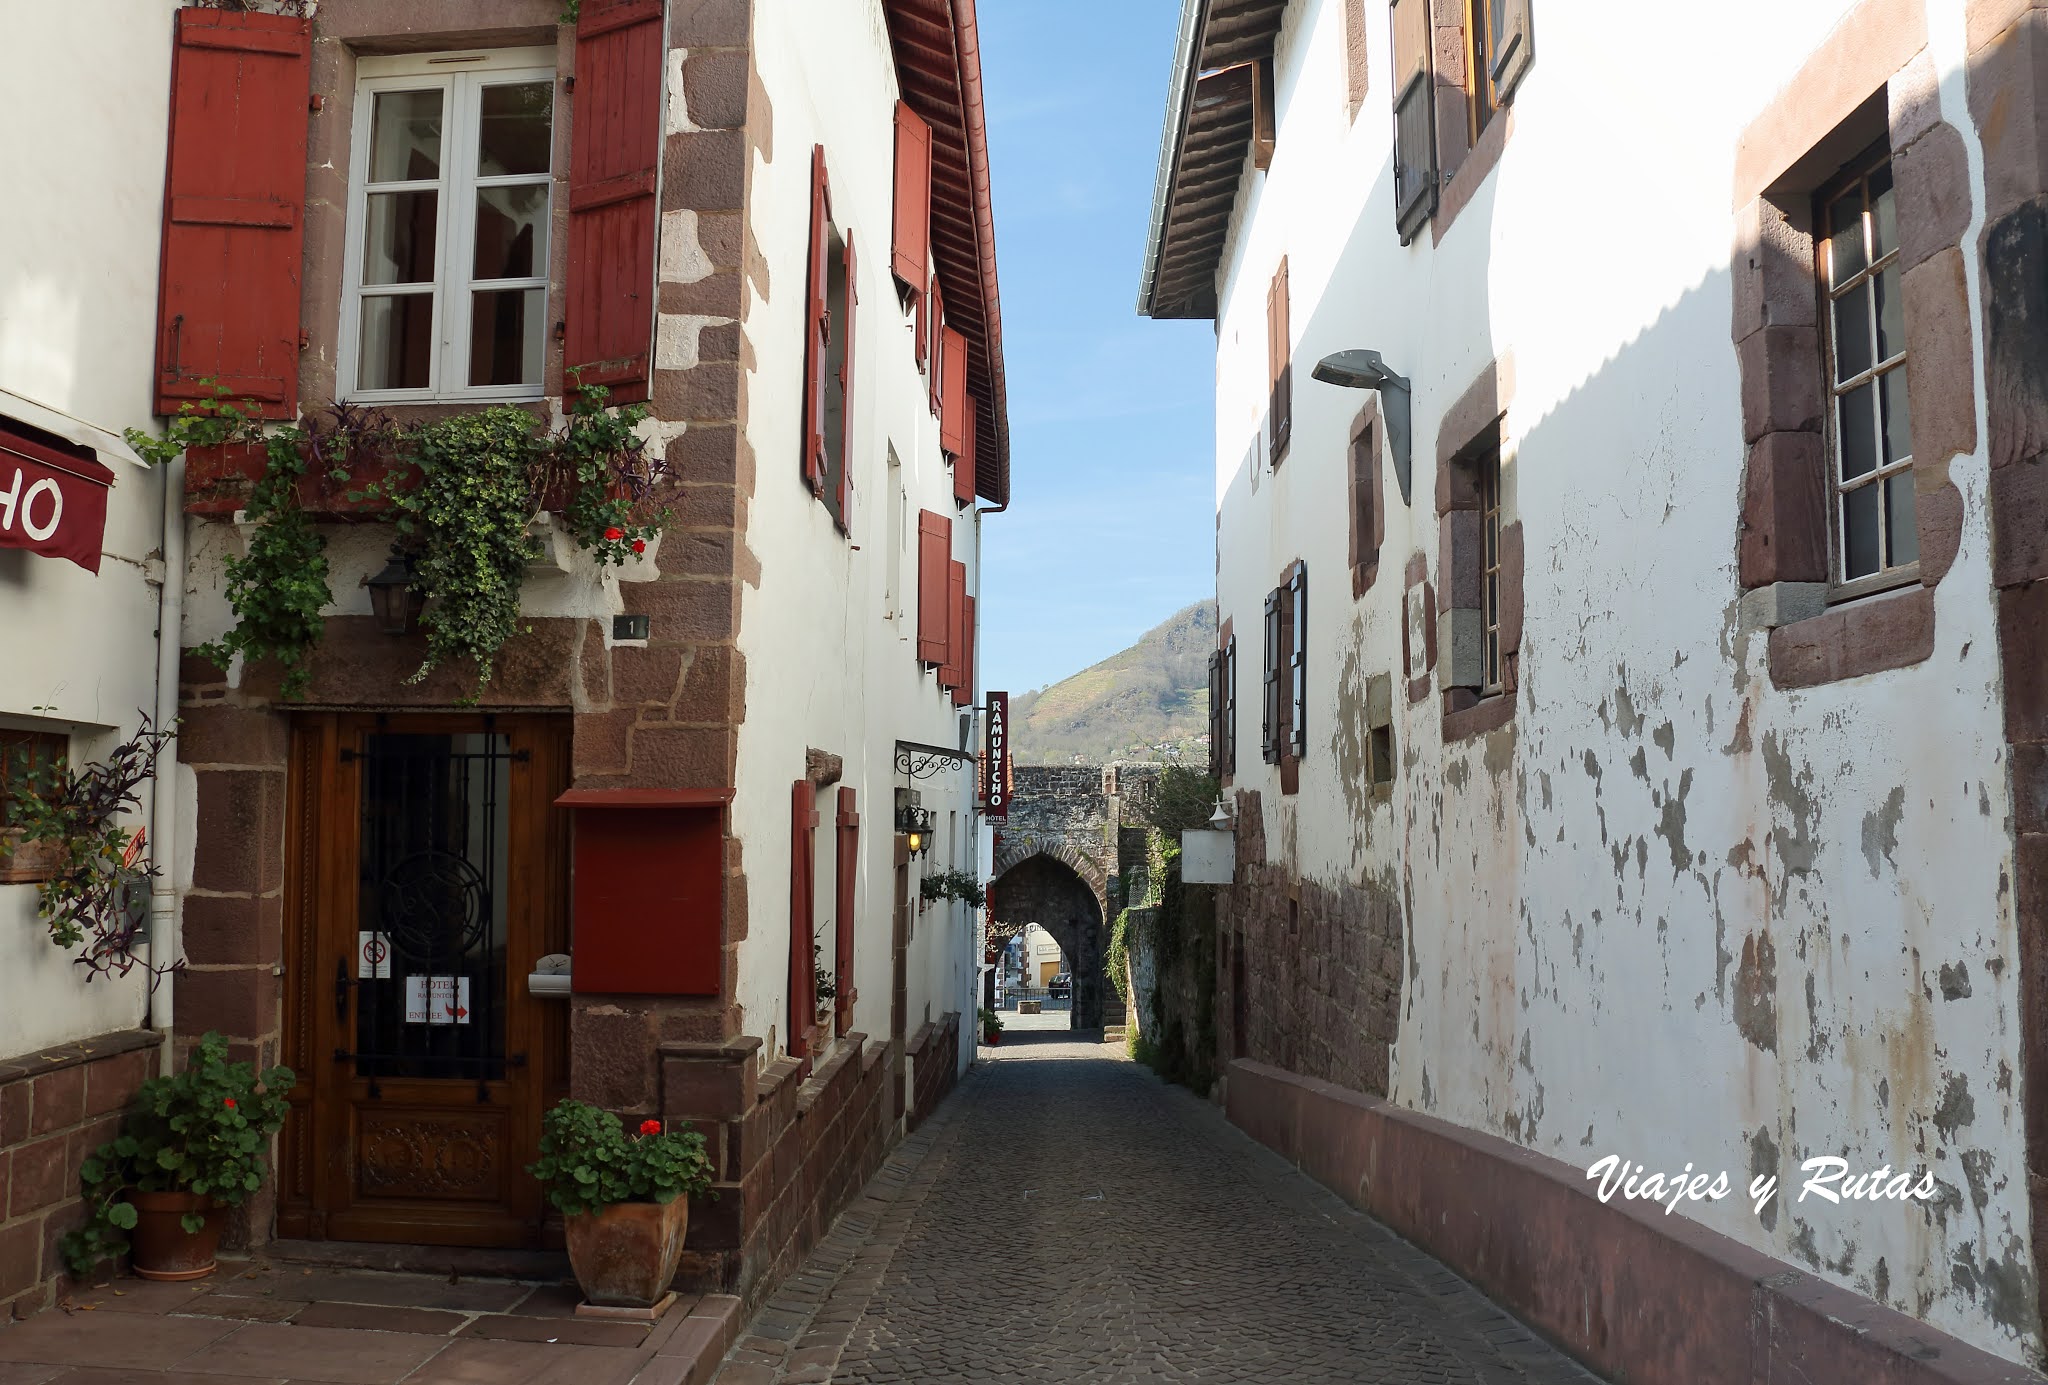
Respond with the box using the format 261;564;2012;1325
365;546;420;637
896;801;934;859
1208;796;1233;829
1312;349;1412;507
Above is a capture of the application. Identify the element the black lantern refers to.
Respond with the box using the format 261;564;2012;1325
896;802;934;859
366;547;418;637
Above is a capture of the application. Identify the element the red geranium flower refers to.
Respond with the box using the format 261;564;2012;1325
604;526;624;542
638;1119;661;1136
631;539;647;554
223;1098;236;1108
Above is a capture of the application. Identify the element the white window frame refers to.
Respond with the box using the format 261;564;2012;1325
339;48;557;405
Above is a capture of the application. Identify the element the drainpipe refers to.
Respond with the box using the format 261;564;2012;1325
144;455;185;1040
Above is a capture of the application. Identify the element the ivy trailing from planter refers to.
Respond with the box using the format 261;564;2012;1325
920;868;987;909
130;383;667;702
4;714;178;981
360;407;542;697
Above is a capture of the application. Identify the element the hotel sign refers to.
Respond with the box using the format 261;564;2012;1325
0;425;112;574
982;692;1011;819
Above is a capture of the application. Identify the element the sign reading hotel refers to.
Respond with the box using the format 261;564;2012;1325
0;426;112;574
983;691;1011;820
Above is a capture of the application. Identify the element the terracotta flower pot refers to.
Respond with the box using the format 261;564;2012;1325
126;1191;226;1282
563;1198;689;1308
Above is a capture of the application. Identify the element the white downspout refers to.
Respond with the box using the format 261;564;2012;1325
145;455;185;1039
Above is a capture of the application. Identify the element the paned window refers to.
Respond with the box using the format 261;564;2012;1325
0;729;66;882
341;50;555;402
1479;443;1503;693
1819;149;1916;588
1466;0;1502;140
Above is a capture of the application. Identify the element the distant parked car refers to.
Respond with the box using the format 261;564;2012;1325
1048;973;1072;999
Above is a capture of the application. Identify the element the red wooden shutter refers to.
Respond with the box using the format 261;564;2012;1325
801;146;832;494
939;327;968;454
927;278;945;418
917;509;951;664
953;394;977;506
790;780;819;1060
834;787;858;1029
154;8;310;418
565;0;663;405
836;229;858;527
914;271;929;373
952;593;976;707
891;101;932;289
941;559;967;689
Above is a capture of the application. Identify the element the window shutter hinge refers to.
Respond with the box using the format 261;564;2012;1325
298;331;310;352
309;93;325;114
562;75;576;92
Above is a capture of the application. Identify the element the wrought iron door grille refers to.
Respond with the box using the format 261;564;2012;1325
351;733;513;1085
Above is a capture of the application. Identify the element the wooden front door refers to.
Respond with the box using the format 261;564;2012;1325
278;713;570;1248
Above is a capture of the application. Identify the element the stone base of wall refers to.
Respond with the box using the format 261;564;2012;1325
0;1030;160;1322
662;1017;959;1308
907;1013;960;1130
1225;1059;2041;1385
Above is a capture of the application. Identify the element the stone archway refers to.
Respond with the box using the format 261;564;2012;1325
990;850;1108;1029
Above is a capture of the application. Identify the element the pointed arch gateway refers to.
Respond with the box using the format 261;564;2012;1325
988;842;1113;1031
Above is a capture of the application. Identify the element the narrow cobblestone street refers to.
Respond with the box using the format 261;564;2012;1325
713;1037;1602;1385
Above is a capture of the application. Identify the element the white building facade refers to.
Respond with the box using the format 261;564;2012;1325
0;0;1007;1320
1144;0;2048;1376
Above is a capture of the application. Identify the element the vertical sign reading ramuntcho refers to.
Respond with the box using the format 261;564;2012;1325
982;692;1010;819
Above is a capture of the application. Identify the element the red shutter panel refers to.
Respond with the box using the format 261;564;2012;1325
927;279;945;418
836;229;858;527
939;327;968;454
834;787;858;1029
891;101;933;289
914;272;929;373
154;8;310;418
917;509;951;664
565;0;662;406
952;593;975;708
941;559;967;690
801;146;832;494
953;394;977;507
790;780;820;1060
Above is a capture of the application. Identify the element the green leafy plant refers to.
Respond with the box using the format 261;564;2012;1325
552;380;668;566
363;407;542;698
558;0;580;22
978;1005;1003;1037
920;869;986;909
132;381;672;703
6;715;177;980
127;386;335;698
63;1032;294;1277
813;940;836;1002
528;1100;715;1218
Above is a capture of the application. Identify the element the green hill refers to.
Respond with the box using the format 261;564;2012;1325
1010;601;1216;766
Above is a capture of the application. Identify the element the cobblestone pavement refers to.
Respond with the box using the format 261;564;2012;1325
714;1033;1603;1385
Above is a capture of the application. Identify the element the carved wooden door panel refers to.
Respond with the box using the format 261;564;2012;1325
278;713;569;1248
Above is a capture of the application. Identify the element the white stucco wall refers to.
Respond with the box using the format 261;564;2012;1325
0;0;184;1057
732;0;983;1072
1207;0;2033;1362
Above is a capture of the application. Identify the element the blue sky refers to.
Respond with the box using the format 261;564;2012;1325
975;1;1216;697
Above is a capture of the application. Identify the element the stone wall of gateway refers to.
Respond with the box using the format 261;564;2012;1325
0;1031;159;1321
1214;791;1402;1100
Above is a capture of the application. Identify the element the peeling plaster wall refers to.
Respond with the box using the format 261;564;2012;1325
1207;0;2037;1362
734;0;981;1072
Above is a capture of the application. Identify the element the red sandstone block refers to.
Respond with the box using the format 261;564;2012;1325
0;1084;26;1145
0;1219;39;1298
28;1067;84;1138
180;893;284;968
9;1134;66;1219
172;967;279;1043
83;1050;148;1119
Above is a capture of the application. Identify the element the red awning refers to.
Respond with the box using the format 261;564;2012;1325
0;422;115;574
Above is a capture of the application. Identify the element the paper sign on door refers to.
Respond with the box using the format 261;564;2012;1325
358;931;391;980
403;976;470;1024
